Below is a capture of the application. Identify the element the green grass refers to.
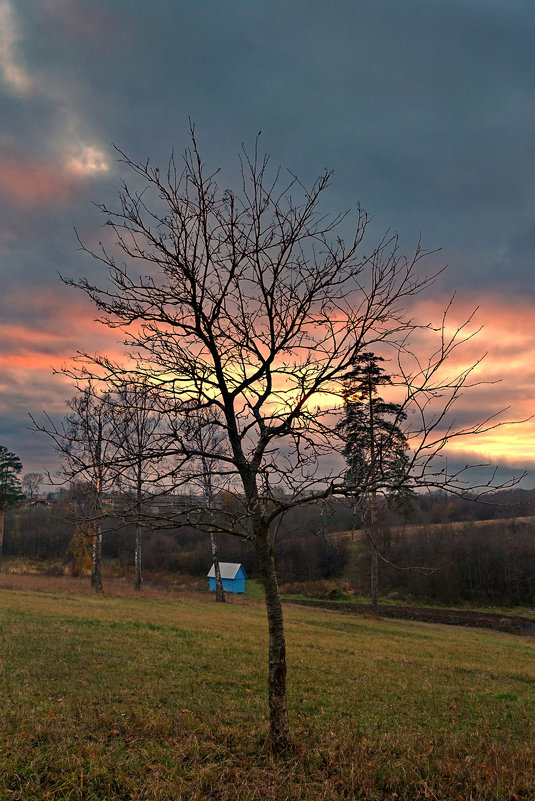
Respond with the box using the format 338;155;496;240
243;577;265;600
0;587;534;799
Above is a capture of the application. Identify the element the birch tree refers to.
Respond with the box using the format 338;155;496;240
180;408;227;602
112;380;162;591
33;387;119;593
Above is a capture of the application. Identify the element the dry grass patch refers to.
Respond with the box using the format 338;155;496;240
0;588;533;799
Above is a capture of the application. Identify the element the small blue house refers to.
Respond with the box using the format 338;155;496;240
207;562;247;594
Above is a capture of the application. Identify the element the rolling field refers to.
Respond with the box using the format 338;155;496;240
0;585;534;800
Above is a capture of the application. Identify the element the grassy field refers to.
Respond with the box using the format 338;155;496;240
0;582;534;800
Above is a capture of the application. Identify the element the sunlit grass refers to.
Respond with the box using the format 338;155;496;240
0;587;534;799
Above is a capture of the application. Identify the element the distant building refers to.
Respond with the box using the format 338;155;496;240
207;562;247;594
145;493;206;514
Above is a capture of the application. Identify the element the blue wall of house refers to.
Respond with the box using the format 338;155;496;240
208;566;247;594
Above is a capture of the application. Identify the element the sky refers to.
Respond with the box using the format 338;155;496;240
1;0;534;489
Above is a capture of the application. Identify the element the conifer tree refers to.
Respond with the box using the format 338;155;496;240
338;352;414;611
0;445;25;570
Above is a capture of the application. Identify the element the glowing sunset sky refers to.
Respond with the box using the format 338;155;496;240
0;0;534;486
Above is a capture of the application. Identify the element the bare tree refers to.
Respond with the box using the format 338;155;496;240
181;408;227;602
22;472;43;502
32;386;120;593
62;130;519;752
111;379;162;591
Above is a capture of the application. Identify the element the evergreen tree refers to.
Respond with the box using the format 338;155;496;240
338;353;414;610
0;445;25;570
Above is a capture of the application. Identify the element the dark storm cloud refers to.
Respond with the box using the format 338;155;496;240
1;0;535;476
432;452;534;492
4;0;535;288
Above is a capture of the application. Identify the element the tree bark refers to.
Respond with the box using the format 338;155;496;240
370;489;378;614
370;538;378;613
134;523;142;591
134;454;144;592
202;452;225;603
210;532;225;602
91;526;103;594
255;532;292;753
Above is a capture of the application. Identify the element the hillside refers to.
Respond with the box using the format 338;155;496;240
0;583;534;799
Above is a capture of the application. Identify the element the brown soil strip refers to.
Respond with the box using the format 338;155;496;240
285;598;535;635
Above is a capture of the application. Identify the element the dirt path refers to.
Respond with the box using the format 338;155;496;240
285;598;535;635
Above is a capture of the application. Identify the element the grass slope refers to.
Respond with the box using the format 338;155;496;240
328;515;535;542
0;587;534;800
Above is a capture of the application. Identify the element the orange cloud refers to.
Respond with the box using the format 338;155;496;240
2;284;534;472
399;293;535;468
0;287;133;375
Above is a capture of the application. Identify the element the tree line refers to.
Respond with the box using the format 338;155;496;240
4;487;534;607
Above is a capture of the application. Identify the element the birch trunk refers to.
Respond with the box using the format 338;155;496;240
370;537;378;613
210;532;225;602
134;523;142;591
202;455;225;603
91;525;103;594
91;420;104;594
255;532;292;753
368;373;379;614
134;454;143;591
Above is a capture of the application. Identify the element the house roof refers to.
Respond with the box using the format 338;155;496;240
207;562;247;580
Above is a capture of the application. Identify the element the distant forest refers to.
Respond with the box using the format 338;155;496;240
4;487;535;607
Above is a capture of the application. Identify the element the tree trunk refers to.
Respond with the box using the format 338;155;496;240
369;489;378;614
134;524;142;591
135;458;143;591
0;507;4;572
210;532;225;602
370;538;378;613
91;526;103;594
255;532;292;754
203;459;225;602
91;431;104;594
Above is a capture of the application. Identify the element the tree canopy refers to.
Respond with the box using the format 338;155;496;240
0;445;25;571
338;352;412;500
0;446;25;512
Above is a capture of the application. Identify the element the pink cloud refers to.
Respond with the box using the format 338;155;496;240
0;157;78;205
0;286;134;373
0;147;109;206
44;0;115;44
